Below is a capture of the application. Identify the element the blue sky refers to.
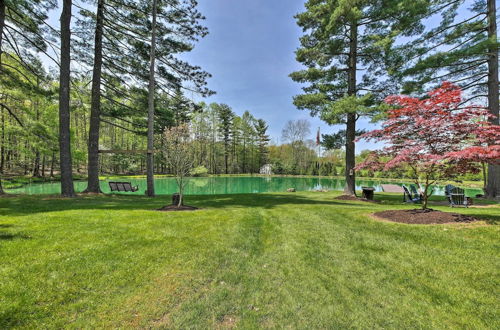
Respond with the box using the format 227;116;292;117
181;0;381;150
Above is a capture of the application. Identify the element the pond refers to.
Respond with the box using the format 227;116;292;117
5;176;483;197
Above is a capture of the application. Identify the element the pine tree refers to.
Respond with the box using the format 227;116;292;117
239;111;256;173
215;103;234;174
120;0;213;195
290;0;428;195
146;0;158;196
254;119;270;169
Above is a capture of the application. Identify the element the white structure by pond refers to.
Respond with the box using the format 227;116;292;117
259;164;273;175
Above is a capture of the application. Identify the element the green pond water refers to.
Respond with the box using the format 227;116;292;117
6;176;483;197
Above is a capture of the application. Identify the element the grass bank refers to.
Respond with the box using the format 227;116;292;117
0;192;498;328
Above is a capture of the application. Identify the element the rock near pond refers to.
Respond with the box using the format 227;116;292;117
287;188;296;192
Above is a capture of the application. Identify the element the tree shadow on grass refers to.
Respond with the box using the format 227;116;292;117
0;232;31;240
0;224;31;240
0;192;376;216
456;213;499;225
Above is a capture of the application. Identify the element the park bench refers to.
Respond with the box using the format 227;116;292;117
108;181;139;192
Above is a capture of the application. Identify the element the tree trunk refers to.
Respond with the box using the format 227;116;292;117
344;22;357;196
1;106;4;174
224;141;228;174
24;141;29;175
41;154;46;177
33;84;41;178
146;0;157;197
50;151;55;177
486;0;499;199
85;0;105;193
243;139;247;173
58;0;75;197
33;151;40;177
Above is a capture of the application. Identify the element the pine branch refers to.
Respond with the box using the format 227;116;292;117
0;102;24;127
100;118;143;133
4;24;60;66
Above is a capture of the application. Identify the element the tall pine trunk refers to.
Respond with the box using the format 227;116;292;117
486;0;499;199
85;0;105;193
344;22;357;196
146;0;157;197
58;0;75;197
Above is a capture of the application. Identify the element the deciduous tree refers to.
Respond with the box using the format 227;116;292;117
162;124;194;207
391;0;499;198
357;82;500;209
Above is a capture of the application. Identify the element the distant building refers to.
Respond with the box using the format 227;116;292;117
259;164;273;175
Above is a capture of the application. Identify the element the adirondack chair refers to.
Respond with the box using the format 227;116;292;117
449;187;469;207
403;185;421;203
108;181;139;192
444;184;455;203
410;185;423;200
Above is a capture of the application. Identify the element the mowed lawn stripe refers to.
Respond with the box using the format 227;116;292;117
0;192;498;328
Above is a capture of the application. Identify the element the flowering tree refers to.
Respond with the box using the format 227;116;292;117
357;82;500;209
163;124;195;207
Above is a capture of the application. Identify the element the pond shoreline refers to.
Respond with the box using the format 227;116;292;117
5;175;484;197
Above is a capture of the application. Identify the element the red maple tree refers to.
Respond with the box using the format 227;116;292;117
357;82;500;209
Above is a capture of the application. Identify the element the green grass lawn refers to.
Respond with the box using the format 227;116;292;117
0;192;498;328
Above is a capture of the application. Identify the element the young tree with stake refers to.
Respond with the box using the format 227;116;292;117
163;124;194;207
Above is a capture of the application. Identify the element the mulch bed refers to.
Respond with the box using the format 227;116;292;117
334;195;378;203
157;204;199;212
374;209;479;224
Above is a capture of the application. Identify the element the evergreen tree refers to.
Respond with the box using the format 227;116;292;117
215;103;234;174
1;0;57;74
124;0;212;196
290;0;428;195
254;119;270;169
321;129;366;151
146;0;158;196
239;111;256;173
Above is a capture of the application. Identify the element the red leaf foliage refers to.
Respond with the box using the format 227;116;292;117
356;82;500;182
